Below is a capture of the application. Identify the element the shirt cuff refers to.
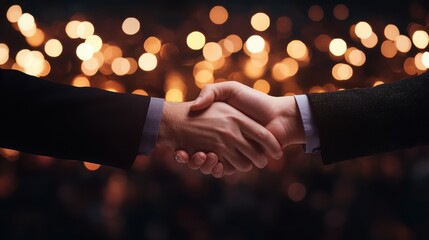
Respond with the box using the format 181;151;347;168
138;97;164;155
294;95;320;153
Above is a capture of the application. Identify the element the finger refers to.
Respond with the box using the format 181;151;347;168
222;150;252;172
211;162;224;178
190;82;240;111
187;152;206;170
174;150;190;164
200;152;219;175
236;140;268;169
239;119;282;160
221;159;237;175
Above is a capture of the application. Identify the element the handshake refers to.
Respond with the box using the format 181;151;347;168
154;81;306;178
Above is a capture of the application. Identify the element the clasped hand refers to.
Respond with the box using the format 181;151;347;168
154;82;305;178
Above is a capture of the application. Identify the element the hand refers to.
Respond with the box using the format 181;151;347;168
154;101;283;178
174;81;306;173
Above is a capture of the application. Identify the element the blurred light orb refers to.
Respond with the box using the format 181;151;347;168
287;40;308;60
333;4;349;20
412;30;429;49
81;57;100;76
209;6;228;25
26;29;45;47
144;36;162;54
6;5;22;23
225;34;243;53
361;32;378;48
20;26;37;38
112;57;131;76
72;75;91;87
18;13;35;32
122;17;140;35
165;89;184;102
422;52;429;68
44;39;63;57
308;5;324;22
381;40;397;58
195;69;214;88
355;21;372;39
65;20;81;39
138;53;157;71
84;162;100;171
187;31;206;50
384;24;400;41
132;89;148;96
332;63;353;80
85;35;103;52
76;43;94;61
246;35;265;54
329;38;347;56
288;182;307;202
77;21;95;39
414;53;427;71
345;48;366;66
203;42;222;62
0;44;9;65
395;35;412;53
251;12;270;31
253;79;270;93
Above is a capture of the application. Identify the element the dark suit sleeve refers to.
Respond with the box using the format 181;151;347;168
306;72;429;164
0;69;152;169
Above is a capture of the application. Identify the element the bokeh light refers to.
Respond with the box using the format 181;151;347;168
245;35;265;54
412;30;429;49
329;38;347;56
44;39;63;57
333;4;349;20
6;5;22;23
65;20;80;39
144;36;162;54
395;35;412;53
287;40;308;60
251;12;270;31
332;63;353;80
17;13;35;32
209;6;228;25
85;35;103;52
77;21;94;39
203;42;222;61
187;31;206;50
0;44;9;65
76;43;94;60
355;21;372;39
138;53;157;71
381;40;397;58
308;5;324;22
422;52;429;68
384;24;400;41
253;79;270;93
122;17;140;35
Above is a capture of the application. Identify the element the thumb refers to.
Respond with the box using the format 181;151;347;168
190;85;216;111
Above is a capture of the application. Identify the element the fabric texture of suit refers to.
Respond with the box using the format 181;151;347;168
307;72;429;164
0;69;151;169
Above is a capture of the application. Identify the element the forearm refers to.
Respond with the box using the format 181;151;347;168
0;69;150;169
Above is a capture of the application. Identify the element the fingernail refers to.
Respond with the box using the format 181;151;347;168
175;154;184;163
275;152;283;159
213;164;222;173
195;157;205;165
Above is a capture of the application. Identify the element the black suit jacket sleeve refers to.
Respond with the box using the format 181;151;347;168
306;72;429;164
0;69;152;169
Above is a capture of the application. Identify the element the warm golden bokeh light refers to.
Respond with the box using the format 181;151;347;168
246;35;265;54
422;52;429;68
333;4;349;20
203;42;222;62
355;21;372;39
404;57;418;75
314;34;332;52
144;37;162;54
165;89;184;102
395;35;412;53
44;39;63;57
194;69;214;88
253;79;270;93
81;57;100;76
412;30;429;49
329;38;347;56
85;35;103;52
15;50;46;76
127;57;138;74
381;40;397;58
308;5;324;22
84;162;101;171
103;45;123;64
122;17;140;35
373;81;384;86
65;20;80;39
332;63;353;80
224;34;243;53
138;53;157;71
251;12;270;31
209;6;228;25
272;58;299;81
132;89;149;96
414;53;427;71
77;21;95;39
384;24;400;41
26;28;45;47
287;40;308;60
112;57;131;76
18;13;35;32
361;32;378;48
345;48;366;66
72;75;91;87
187;31;206;50
244;60;265;79
76;43;94;61
6;5;22;23
0;44;9;65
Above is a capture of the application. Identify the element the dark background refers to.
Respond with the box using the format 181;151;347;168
1;0;429;239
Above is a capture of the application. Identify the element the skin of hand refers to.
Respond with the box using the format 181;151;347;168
174;81;306;173
153;101;283;178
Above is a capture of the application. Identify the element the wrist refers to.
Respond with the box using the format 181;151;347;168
274;96;306;147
